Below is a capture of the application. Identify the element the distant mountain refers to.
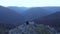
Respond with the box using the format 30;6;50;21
7;6;29;14
42;7;60;12
22;7;54;21
7;7;59;21
0;6;24;25
32;12;60;32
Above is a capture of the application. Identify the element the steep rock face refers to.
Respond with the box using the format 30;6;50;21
9;22;57;34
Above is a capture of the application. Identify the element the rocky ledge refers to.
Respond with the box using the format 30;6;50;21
9;21;58;34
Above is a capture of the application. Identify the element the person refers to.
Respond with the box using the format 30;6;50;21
26;21;35;25
26;21;29;25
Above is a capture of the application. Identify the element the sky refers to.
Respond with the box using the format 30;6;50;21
0;0;60;7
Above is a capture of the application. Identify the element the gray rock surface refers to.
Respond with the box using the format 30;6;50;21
9;22;58;34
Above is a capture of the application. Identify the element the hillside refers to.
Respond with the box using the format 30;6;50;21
0;6;24;25
42;7;60;12
7;6;29;14
32;12;60;32
0;6;27;34
22;7;53;21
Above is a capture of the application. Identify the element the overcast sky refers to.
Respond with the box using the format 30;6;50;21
0;0;60;7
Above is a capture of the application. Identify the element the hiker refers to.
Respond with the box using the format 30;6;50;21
26;21;29;25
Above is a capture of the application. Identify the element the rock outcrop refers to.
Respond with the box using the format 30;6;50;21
9;22;57;34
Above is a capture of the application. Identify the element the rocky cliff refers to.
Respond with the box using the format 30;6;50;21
9;22;57;34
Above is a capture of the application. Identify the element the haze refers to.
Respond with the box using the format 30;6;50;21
0;0;60;7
